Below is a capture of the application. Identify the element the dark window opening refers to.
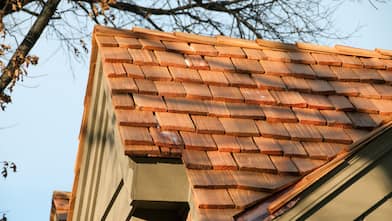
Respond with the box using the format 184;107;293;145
129;200;189;221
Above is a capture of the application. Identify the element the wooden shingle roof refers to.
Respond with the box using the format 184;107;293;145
84;25;392;220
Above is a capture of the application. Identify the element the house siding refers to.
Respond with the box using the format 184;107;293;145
306;151;392;221
71;54;135;221
277;126;392;221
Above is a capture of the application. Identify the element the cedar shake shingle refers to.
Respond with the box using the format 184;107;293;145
278;140;307;157
252;74;286;90
270;156;299;175
155;112;194;131
169;67;202;83
139;38;165;50
224;72;257;88
165;97;208;114
192;115;225;134
205;56;236;72
215;46;246;58
91;26;392;217
292;108;326;126
134;79;158;95
328;95;354;111
209;85;244;102
207;151;238;170
311;64;337;80
183;149;212;169
111;94;134;109
198;70;229;86
184;54;209;70
253;137;283;155
114;36;141;48
236;137;259;153
260;60;291;76
219;118;259;136
182;82;212;100
154;81;186;97
262;106;298;123
233;153;276;173
263;49;291;62
123;63;144;78
228;189;270;209
115;109;157;127
119;126;153;145
149;128;183;148
213;134;241;152
128;49;158;65
231;58;264;74
320;110;352;128
271;90;306;108
193;189;235;209
187;169;236;188
284;123;323;142
107;77;138;93
255;121;290;139
133;94;166;111
141;66;172;80
311;53;341;66
180;132;217;151
292;158;325;174
240;88;276;105
154;50;187;67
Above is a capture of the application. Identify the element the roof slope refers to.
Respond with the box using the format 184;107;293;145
85;25;392;220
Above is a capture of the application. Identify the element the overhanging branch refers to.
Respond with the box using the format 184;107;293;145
0;0;60;104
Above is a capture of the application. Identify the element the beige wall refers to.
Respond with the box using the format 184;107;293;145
306;152;392;221
278;127;392;221
133;163;189;202
71;55;134;221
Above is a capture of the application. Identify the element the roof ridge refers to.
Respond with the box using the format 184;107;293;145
132;26;176;39
335;44;380;57
95;25;392;59
376;48;392;56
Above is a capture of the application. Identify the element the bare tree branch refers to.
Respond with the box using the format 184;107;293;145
0;0;60;107
0;0;388;108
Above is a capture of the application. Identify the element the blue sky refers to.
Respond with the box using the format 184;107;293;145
0;1;392;220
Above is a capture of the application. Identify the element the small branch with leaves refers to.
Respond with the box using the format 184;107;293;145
1;161;17;178
0;212;8;221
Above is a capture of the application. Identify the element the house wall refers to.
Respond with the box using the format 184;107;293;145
306;151;392;221
71;55;135;221
278;127;392;221
133;163;189;202
71;52;190;221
